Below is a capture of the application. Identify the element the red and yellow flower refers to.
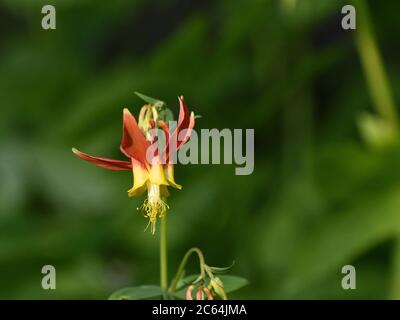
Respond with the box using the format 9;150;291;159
72;96;195;233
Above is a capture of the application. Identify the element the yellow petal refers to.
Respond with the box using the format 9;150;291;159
128;164;149;197
165;165;182;190
149;164;169;186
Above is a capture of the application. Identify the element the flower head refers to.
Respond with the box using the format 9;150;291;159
72;95;195;234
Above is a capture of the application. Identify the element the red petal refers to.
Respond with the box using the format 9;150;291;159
165;96;195;161
177;96;190;133
158;120;171;163
177;111;195;149
176;96;195;149
120;108;150;166
72;148;132;170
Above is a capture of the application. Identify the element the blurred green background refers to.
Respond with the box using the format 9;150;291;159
1;0;400;299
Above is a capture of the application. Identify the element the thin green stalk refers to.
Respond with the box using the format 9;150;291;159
168;247;206;292
352;0;399;298
160;216;168;291
353;0;398;128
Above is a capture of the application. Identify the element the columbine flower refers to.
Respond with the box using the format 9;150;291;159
72;96;195;234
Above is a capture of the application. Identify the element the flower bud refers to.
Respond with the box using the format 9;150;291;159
195;286;205;300
203;287;214;300
185;285;194;300
210;277;227;300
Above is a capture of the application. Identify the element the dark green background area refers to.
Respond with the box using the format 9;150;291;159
1;0;400;299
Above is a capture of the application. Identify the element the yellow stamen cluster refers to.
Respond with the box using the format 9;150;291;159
138;183;169;234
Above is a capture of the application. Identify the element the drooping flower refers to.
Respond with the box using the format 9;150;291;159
72;96;195;234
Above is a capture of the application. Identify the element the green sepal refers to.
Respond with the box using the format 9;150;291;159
134;91;165;107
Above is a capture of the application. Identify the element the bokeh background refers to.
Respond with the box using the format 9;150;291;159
1;0;400;299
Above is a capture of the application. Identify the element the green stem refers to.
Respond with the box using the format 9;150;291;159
160;216;168;291
168;247;206;292
352;0;399;298
353;0;398;128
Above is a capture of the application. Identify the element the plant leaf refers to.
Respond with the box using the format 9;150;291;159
134;92;165;106
108;285;163;300
218;275;249;293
